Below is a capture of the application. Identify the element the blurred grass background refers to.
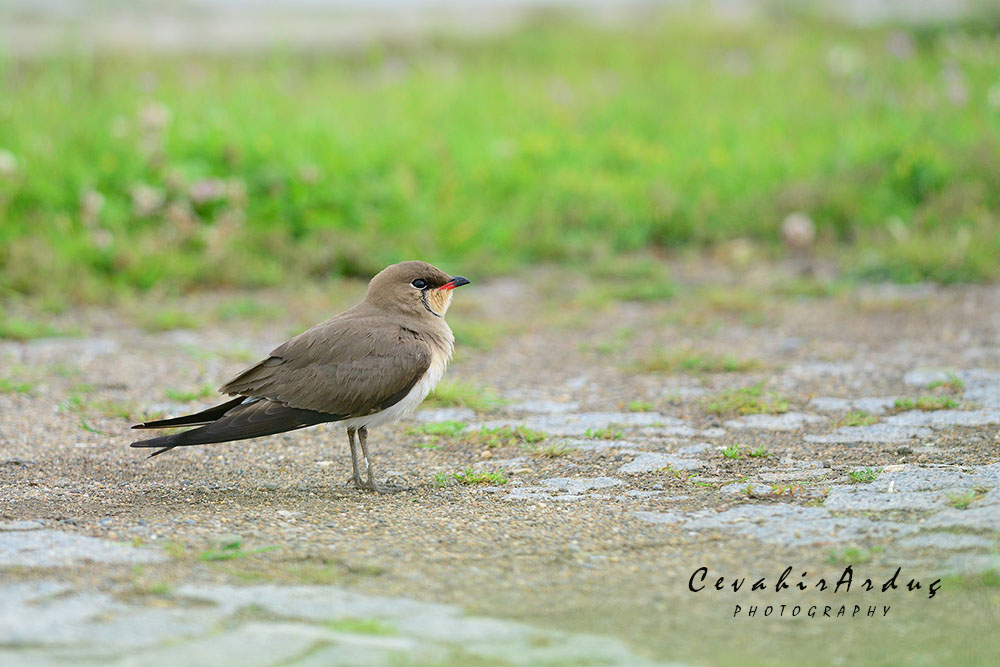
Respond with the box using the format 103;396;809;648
2;3;1000;308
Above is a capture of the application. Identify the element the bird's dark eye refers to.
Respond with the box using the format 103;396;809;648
411;278;427;289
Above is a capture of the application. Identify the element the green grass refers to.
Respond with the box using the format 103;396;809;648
524;441;571;458
453;468;507;485
838;410;880;427
0;378;34;394
61;386;135;420
946;488;988;510
424;380;504;412
938;569;1000;590
827;546;884;566
893;396;960;411
0;311;66;340
722;444;769;459
136;309;202;332
626;400;654;412
198;538;279;561
702;382;789;417
848;467;880;484
325;618;397;636
407;420;468;437
638;349;761;374
927;374;965;393
165;383;216;402
214;298;282;322
3;12;1000;303
584;427;623;440
470;425;547;448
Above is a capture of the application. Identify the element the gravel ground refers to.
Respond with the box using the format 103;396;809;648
2;267;999;665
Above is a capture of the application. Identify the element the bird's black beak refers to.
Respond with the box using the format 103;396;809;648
440;276;471;290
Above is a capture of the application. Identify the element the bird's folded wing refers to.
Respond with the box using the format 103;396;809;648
219;316;432;417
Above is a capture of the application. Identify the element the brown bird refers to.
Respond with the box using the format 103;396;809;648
130;261;470;493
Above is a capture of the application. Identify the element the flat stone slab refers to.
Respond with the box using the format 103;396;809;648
0;582;658;666
884;409;1000;428
898;533;996;551
563;438;647;454
804;424;933;444
618;453;702;474
506;400;580;414
723;412;825;431
476;412;674;437
0;520;44;531
414;407;477;423
490;476;625;502
473;456;528;470
904;368;1000;408
634;505;919;547
808;396;898;415
539;476;624;492
824;466;999;512
0;530;166;567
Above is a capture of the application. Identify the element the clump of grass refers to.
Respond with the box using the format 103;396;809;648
626;400;654;412
470;425;546;448
702;382;789;417
0;378;34;394
848;467;880;484
938;570;1000;590
325;618;397;636
927;373;965;393
433;472;450;487
584;427;623;440
893;396;959;411
525;441;571;458
61;387;134;420
838;410;879;427
407;421;467;437
453;468;507;485
165;383;216;402
827;546;883;566
583;328;637;355
163;541;188;559
946;488;988;510
722;444;769;459
638;349;760;374
424;380;504;412
0;312;65;341
137;309;202;332
198;537;279;561
452;321;506;352
215;298;282;322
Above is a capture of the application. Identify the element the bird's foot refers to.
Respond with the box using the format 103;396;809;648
343;473;365;488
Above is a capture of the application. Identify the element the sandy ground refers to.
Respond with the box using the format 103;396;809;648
2;263;1000;665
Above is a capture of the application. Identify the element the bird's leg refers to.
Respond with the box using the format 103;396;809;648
345;427;365;488
357;426;409;494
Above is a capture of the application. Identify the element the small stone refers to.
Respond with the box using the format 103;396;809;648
0;520;44;532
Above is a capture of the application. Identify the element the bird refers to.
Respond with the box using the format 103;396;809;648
130;260;470;493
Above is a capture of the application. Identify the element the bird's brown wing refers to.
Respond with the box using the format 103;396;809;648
219;314;433;417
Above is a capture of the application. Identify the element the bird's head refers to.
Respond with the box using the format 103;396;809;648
365;260;470;319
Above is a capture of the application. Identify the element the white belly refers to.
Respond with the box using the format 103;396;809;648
340;348;450;430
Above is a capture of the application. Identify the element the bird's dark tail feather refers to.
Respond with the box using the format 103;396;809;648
132;396;245;430
130;398;340;458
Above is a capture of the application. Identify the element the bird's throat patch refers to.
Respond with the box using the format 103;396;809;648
422;288;453;317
